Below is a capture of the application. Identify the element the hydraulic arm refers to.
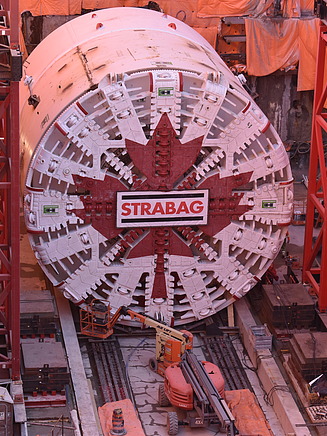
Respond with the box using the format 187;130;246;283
180;351;237;435
80;301;193;374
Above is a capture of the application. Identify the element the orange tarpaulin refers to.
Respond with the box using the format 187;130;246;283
19;0;219;46
160;0;220;28
298;19;320;91
197;0;274;18
82;0;221;29
281;0;313;16
82;0;143;9
84;0;220;47
20;0;81;15
301;0;314;11
281;0;314;18
19;0;315;17
281;0;301;17
194;26;218;48
225;389;273;436
245;18;319;91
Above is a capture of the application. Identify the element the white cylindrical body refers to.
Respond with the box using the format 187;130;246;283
21;7;293;325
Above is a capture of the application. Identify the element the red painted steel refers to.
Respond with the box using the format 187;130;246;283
72;113;253;300
126;113;203;190
302;24;327;312
0;0;21;380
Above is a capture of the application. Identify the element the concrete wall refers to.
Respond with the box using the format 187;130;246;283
248;74;313;182
249;74;313;144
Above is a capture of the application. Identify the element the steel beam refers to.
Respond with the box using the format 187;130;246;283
302;24;327;312
0;0;22;380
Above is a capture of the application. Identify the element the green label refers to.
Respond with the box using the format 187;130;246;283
43;205;59;214
158;87;174;97
262;200;276;209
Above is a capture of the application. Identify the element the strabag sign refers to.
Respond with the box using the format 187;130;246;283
117;190;209;228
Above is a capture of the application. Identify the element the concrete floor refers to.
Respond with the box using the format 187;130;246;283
118;334;286;436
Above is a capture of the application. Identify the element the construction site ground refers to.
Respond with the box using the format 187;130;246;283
17;179;323;436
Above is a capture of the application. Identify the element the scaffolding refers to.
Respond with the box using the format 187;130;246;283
303;23;327;312
0;0;22;380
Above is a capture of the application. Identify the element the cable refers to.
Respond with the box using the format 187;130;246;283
263;385;290;407
241;348;257;372
289;141;311;159
297;142;311;154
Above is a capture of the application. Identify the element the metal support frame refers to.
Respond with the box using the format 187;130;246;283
0;0;22;380
303;23;327;312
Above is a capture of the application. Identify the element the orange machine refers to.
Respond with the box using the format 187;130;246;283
80;299;193;376
158;350;236;435
81;299;236;435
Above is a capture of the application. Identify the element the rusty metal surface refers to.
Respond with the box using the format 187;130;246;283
251;283;316;330
289;331;327;381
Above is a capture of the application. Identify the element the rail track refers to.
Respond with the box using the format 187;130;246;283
202;334;253;391
85;337;133;404
82;330;252;408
